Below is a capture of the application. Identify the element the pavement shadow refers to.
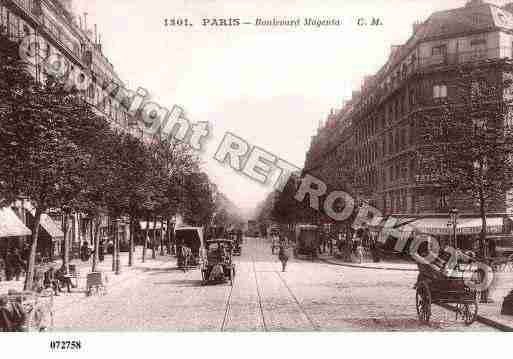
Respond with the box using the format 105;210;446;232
136;266;186;275
153;279;204;288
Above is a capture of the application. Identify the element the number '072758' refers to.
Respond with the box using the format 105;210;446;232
49;341;82;351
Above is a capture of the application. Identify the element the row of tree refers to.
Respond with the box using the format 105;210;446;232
0;34;226;289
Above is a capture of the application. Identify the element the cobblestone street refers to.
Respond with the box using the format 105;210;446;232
53;238;496;331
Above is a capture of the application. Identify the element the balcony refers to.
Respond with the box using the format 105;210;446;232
355;47;510;119
418;47;506;70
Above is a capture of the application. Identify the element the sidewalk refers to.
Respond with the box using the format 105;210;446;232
318;252;418;271
0;246;175;303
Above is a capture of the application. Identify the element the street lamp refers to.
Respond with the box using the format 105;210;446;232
449;208;459;248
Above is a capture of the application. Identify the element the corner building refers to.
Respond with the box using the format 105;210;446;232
304;0;513;252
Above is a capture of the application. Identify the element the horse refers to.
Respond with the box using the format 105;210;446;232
180;246;193;272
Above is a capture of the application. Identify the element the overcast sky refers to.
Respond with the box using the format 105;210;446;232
72;0;511;215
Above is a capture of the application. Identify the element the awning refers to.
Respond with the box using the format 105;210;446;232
23;202;64;240
0;207;32;238
368;216;384;227
140;221;165;230
410;217;503;235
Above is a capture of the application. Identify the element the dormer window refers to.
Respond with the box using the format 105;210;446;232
433;84;447;99
432;44;447;56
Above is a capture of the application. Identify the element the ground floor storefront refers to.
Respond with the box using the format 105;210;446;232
370;213;513;258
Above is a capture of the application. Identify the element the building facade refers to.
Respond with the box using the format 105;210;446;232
0;0;143;256
304;0;513;252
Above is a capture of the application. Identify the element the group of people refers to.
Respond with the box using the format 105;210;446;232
80;240;105;262
0;248;27;282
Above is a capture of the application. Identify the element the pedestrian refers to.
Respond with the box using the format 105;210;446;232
80;241;91;262
6;248;25;281
98;240;105;262
43;266;61;296
0;256;5;282
55;266;76;293
278;245;289;272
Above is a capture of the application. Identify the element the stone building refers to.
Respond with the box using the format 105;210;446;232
0;0;140;257
304;0;513;252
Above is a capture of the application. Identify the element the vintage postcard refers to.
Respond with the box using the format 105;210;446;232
1;0;513;356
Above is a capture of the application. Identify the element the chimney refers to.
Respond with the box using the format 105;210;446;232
466;0;484;7
503;3;513;14
412;21;422;35
59;0;73;13
83;12;88;32
391;45;401;56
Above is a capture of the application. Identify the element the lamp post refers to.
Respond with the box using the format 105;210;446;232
449;208;459;248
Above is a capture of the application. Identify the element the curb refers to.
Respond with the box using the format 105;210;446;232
320;258;418;272
439;303;513;332
321;258;513;331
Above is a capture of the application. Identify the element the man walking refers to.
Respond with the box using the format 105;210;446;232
6;249;25;281
278;244;289;272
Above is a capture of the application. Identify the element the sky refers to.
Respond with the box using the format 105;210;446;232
71;0;513;216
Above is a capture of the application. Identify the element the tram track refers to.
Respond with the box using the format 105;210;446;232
276;271;320;331
252;241;268;332
220;277;234;331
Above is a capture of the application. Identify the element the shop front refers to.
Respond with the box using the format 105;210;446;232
23;203;64;261
0;206;32;260
371;214;512;258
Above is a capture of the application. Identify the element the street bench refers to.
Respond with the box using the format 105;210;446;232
85;272;108;297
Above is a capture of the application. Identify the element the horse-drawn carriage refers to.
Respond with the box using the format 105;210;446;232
228;231;242;256
293;225;319;261
200;239;236;286
415;251;480;326
175;227;205;270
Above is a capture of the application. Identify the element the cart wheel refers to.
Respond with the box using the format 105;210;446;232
416;282;432;324
463;296;479;326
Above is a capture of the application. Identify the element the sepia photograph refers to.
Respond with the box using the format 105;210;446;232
1;0;513;356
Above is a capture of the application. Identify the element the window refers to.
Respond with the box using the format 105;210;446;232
409;88;416;106
470;38;486;46
8;12;19;39
432;44;447;57
471;79;488;98
433;84;447;99
439;193;449;209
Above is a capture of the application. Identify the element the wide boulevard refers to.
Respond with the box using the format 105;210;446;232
54;238;495;331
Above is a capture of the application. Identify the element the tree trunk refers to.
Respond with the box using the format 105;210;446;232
111;218;116;272
142;215;150;263
166;219;171;255
128;217;134;267
115;220;121;275
152;217;157;259
478;189;488;259
91;217;100;272
61;210;69;273
160;219;165;256
24;208;43;291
